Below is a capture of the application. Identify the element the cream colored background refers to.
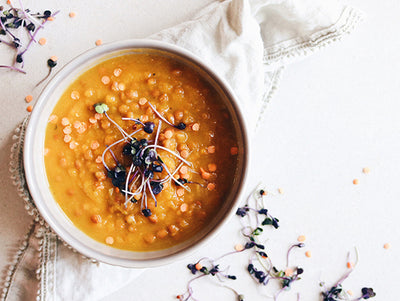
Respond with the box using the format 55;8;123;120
0;0;398;300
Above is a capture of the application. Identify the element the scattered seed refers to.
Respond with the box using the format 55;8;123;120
48;115;58;123
90;214;101;224
353;179;359;185
26;105;33;112
207;145;215;154
207;183;216;191
101;75;110;85
71;91;80;100
69;11;76;18
305;250;312;258
95;39;103;46
235;244;244;251
105;236;114;245
91;141;100;150
38;37;47;45
180;165;188;175
191;123;200;131
347;290;354;296
165;129;174;139
180;150;189;159
200;168;211;180
139;97;147;105
63;135;71;143
69;141;78;149
384;242;391;249
208;163;217;172
50;55;58;62
297;235;306;242
61;117;70;126
25;95;33;103
180;203;188;212
114;68;122;77
177;188;185;197
230;146;238;155
195;263;202;270
363;167;370;174
47;16;55;21
284;268;294;277
346;262;354;269
278;188;284;194
63;127;72;134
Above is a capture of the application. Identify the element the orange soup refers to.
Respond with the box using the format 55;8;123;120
44;52;239;251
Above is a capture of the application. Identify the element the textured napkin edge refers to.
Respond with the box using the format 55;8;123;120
2;119;83;301
255;5;364;128
263;6;365;67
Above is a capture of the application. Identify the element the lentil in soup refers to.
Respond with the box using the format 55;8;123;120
44;52;239;251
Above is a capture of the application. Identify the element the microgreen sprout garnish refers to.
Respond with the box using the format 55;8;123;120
178;186;376;301
321;249;376;301
0;2;59;73
94;102;196;217
147;101;186;130
177;258;241;301
178;186;304;301
121;117;155;134
35;56;58;87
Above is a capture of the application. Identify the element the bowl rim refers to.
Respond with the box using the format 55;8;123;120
23;39;250;267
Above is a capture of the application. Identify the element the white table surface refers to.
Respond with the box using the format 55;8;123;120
0;0;398;300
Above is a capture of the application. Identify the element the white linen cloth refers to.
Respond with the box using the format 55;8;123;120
2;0;363;300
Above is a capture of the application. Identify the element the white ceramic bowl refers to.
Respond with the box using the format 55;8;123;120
24;39;249;267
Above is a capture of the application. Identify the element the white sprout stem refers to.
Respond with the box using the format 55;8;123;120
125;128;142;140
16;0;42;28
17;0;41;28
162;162;191;192
124;175;146;202
129;174;141;191
19;11;60;57
142;144;192;166
124;164;135;207
147;101;174;127
101;136;125;170
105;112;130;139
147;181;158;207
153;120;162;150
161;162;184;183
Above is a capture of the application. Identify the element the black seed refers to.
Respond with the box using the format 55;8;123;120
150;181;163;195
26;22;35;31
16;54;23;63
142;209;152;217
144;169;153;179
44;10;51;17
176;178;188;186
143;122;155;134
175;122;186;130
152;163;163;173
47;58;57;68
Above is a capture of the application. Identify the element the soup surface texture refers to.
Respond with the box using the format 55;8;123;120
44;52;238;251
